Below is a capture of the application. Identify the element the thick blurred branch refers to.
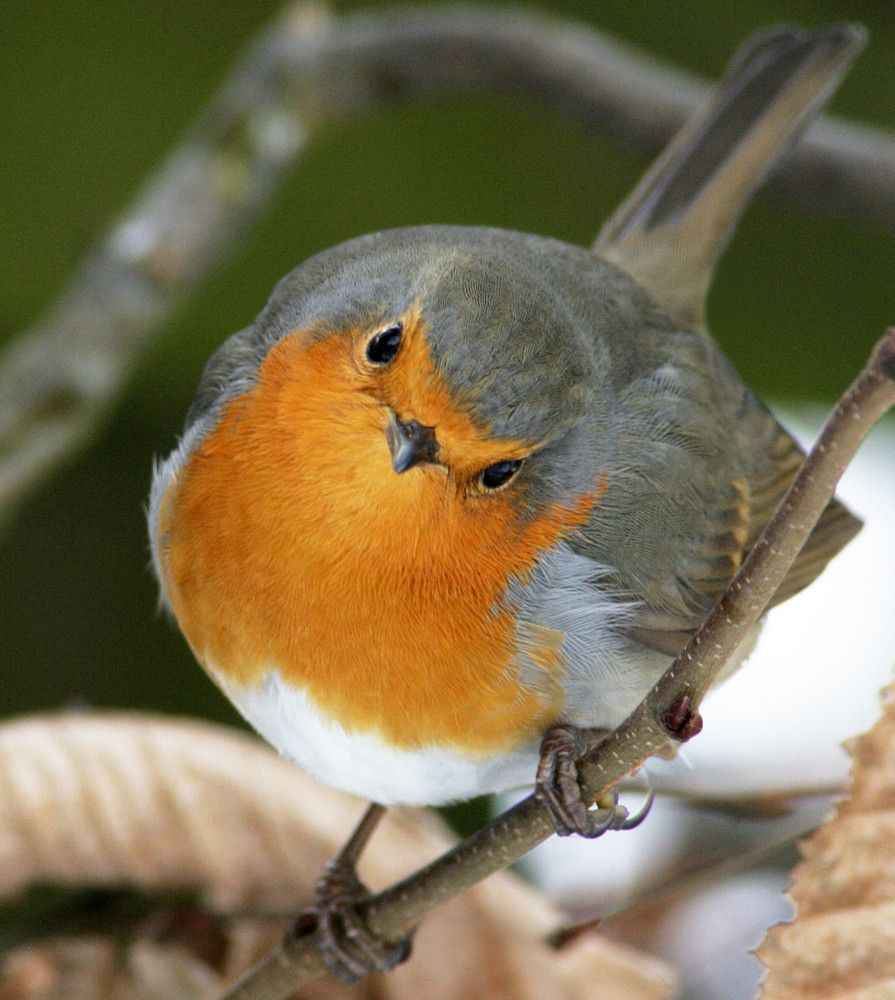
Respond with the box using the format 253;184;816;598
220;331;895;997
1;3;893;527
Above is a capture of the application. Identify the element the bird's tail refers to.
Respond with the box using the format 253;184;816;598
594;25;865;329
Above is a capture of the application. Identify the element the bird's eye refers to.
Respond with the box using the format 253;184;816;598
480;459;523;490
366;322;403;364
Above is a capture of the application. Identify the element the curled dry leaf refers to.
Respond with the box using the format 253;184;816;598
757;684;895;999
0;938;225;1000
0;711;675;999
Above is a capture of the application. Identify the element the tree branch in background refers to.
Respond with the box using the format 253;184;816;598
1;3;894;527
218;329;895;997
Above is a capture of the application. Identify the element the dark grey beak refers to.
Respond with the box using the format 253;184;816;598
387;414;439;473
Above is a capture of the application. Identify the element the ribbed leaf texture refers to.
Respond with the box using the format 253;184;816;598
757;684;895;999
0;711;674;999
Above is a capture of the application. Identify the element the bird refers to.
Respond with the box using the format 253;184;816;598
149;23;864;980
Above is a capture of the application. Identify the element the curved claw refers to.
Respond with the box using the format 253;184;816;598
535;723;655;839
578;800;628;839
618;790;654;830
296;858;413;983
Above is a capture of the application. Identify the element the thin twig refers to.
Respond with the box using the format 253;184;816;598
219;330;895;997
1;3;894;527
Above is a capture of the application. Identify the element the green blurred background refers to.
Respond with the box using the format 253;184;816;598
1;0;892;733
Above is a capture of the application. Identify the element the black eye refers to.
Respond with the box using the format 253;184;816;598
366;322;402;364
480;459;522;490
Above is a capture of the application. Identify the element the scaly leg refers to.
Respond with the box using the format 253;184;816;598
294;802;413;982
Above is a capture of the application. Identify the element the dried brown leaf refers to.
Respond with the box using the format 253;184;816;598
757;684;895;999
0;711;360;913
0;937;225;1000
0;712;675;1000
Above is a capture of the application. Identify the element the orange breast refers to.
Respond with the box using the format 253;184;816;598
158;322;593;754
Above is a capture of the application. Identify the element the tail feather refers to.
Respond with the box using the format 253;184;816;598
595;25;866;330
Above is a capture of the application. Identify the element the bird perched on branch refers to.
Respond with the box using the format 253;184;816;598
149;23;864;980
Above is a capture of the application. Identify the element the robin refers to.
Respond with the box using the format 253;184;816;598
149;24;863;979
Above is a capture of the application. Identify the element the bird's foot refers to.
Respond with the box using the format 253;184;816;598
535;723;653;838
294;857;412;982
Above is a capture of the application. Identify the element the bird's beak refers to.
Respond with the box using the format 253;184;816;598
386;413;439;473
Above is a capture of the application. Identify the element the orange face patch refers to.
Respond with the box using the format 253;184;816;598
158;309;594;754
